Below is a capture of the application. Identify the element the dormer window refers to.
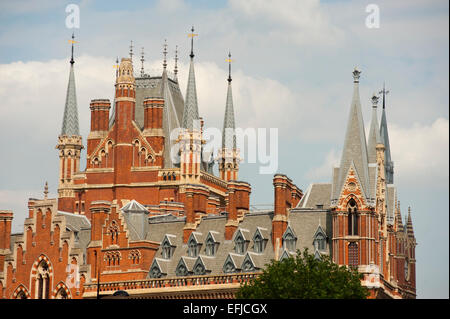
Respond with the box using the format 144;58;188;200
314;233;326;251
162;241;172;259
205;233;218;257
161;235;175;259
188;237;199;258
254;234;264;253
234;232;247;254
282;226;297;252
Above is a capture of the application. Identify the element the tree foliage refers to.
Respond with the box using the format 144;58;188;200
236;249;369;299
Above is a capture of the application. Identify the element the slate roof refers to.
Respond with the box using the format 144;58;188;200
222;80;236;149
297;183;332;209
332;70;370;202
146;209;332;278
181;57;200;130
60;63;80;136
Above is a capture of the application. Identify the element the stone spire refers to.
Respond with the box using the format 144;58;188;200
61;33;80;137
368;93;383;163
222;52;236;150
333;68;370;200
379;83;394;184
181;26;200;130
218;52;240;181
396;200;404;232
56;34;84;212
406;206;415;238
160;41;181;168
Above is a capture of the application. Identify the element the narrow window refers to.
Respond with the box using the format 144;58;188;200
348;242;359;267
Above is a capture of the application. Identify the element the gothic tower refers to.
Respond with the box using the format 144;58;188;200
218;52;240;182
330;68;379;271
179;27;203;184
57;34;83;212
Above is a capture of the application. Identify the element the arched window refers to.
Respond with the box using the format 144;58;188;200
254;234;264;253
348;242;359;267
162;240;172;259
188;238;198;258
193;262;206;276
17;291;27;299
347;199;358;236
35;260;50;299
314;233;326;251
150;265;162;278
284;233;296;252
205;237;216;256
55;288;68;299
235;235;245;254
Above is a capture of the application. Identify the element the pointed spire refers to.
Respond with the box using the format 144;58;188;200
396;200;404;232
140;47;145;77
333;67;370;200
406;206;415;237
379;83;394;184
61;34;80;136
368;93;383;163
182;27;200;130
222;51;236;149
174;45;179;81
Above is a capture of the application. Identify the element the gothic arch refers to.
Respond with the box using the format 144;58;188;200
30;255;54;299
12;284;31;299
53;281;72;299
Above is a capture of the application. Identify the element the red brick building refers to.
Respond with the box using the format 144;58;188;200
0;33;416;299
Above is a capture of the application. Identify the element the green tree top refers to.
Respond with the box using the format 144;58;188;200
236;249;369;299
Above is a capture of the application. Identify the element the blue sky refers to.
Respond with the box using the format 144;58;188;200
0;0;448;298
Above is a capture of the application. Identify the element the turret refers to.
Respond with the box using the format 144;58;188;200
57;33;83;213
218;52;240;181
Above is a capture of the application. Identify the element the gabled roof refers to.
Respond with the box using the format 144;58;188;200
253;227;269;241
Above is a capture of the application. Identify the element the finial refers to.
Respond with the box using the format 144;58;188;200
371;93;379;108
129;40;134;60
174;45;179;78
378;82;390;109
44;181;49;200
188;26;198;59
226;51;232;83
69;32;75;65
140;47;145;77
352;67;361;83
163;39;168;70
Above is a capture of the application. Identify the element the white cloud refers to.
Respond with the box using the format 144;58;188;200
305;148;340;182
390;117;449;188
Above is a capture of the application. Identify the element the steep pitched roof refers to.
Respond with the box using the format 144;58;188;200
60;63;80;136
380;105;394;184
367;95;383;164
222;60;236;149
332;68;370;201
181;57;200;130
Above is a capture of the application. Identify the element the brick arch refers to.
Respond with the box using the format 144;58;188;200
30;254;54;279
343;194;364;210
53;281;72;299
30;254;54;299
12;284;31;299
